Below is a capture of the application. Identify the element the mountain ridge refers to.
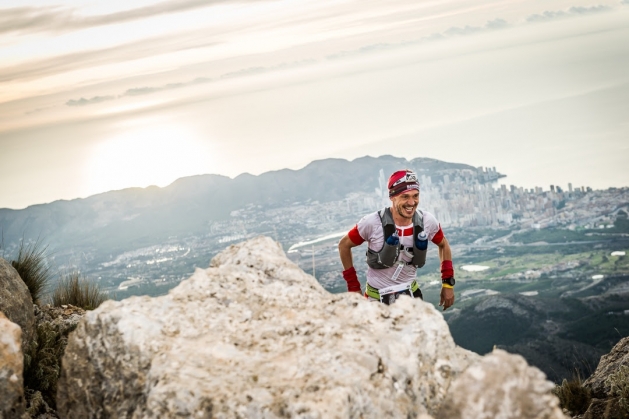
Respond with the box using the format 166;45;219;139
0;155;483;252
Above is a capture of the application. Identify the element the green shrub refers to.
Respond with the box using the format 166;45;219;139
553;374;591;415
11;239;53;305
606;365;629;412
51;271;108;310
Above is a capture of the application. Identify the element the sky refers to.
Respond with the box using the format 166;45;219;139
1;0;628;209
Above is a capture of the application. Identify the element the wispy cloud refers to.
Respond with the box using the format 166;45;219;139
621;0;629;5
66;96;115;107
64;78;211;107
327;18;511;60
123;78;210;97
62;60;315;107
0;0;259;35
443;18;510;36
0;33;219;83
526;5;611;22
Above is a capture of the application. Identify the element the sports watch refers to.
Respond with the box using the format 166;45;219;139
442;277;456;286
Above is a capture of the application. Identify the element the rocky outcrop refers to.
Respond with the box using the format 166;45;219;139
0;258;35;359
583;337;629;399
24;304;85;418
437;349;565;419
58;236;567;419
581;337;629;419
0;311;26;419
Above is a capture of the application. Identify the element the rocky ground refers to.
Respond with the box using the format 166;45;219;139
1;236;627;418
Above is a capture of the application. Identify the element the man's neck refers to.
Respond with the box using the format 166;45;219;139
389;206;413;227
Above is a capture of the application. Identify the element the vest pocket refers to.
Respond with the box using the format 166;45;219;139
366;242;399;268
412;248;427;268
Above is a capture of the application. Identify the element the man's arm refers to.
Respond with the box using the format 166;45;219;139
338;234;362;293
436;236;455;310
338;234;359;269
437;236;452;263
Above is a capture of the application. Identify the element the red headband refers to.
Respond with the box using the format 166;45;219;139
388;170;420;197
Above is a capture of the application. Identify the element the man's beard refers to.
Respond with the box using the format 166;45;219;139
395;202;416;220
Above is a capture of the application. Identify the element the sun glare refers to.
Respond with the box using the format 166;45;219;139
86;125;211;195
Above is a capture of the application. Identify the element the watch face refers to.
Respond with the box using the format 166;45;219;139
443;277;455;286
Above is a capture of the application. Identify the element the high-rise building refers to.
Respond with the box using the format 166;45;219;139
568;183;573;192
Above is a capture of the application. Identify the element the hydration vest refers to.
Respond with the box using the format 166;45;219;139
365;207;427;269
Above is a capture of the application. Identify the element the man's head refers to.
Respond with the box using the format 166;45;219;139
388;170;420;220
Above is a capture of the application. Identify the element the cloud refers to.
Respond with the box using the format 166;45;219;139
121;77;211;97
64;78;211;106
622;0;629;5
485;18;510;30
0;32;219;83
327;18;511;60
0;6;69;35
66;96;115;107
444;18;511;36
124;87;163;96
220;67;268;79
0;0;260;35
61;61;316;108
526;5;610;22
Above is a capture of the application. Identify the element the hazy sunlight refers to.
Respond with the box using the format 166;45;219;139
86;125;211;194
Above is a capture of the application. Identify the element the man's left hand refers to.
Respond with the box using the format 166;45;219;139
439;287;455;311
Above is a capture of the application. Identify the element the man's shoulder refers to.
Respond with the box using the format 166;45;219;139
358;210;383;225
418;209;435;219
417;209;439;224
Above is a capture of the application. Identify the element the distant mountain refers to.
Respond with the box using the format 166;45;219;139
0;155;484;253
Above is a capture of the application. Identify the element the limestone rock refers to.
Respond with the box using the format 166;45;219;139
0;258;35;359
58;237;476;418
24;304;85;415
0;311;26;419
580;336;629;419
34;304;85;331
436;349;567;419
57;236;563;419
583;336;629;399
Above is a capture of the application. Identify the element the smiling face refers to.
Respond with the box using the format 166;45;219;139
391;190;419;223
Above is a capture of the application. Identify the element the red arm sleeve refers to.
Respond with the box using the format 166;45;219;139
348;225;365;245
431;226;444;244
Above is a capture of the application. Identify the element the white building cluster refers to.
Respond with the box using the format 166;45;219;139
418;171;628;229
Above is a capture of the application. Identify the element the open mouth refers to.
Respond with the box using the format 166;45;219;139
402;205;415;215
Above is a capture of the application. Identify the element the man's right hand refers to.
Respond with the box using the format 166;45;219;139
439;286;455;310
342;267;362;293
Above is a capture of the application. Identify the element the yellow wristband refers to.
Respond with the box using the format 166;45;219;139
442;284;454;289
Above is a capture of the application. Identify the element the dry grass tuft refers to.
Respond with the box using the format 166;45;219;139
553;373;592;416
51;271;108;310
11;239;53;305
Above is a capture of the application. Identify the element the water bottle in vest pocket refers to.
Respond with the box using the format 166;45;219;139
367;232;399;269
412;231;428;267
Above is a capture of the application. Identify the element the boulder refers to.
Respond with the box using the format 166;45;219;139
583;336;629;399
436;349;566;419
581;336;629;419
0;311;26;418
0;258;35;359
24;304;86;416
57;236;565;419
